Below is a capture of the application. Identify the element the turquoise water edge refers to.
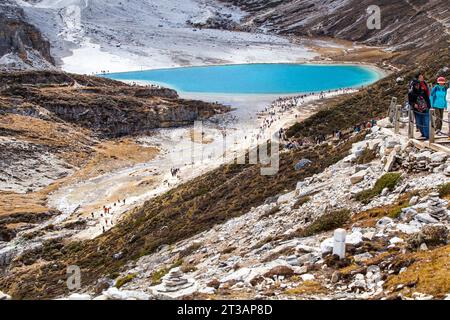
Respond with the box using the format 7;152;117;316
101;63;381;95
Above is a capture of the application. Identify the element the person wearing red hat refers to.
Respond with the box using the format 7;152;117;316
430;76;448;135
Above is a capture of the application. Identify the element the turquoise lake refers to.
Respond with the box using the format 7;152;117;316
102;64;381;94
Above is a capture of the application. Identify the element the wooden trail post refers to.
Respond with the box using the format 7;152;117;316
429;109;436;144
394;105;401;134
389;97;398;124
408;107;415;139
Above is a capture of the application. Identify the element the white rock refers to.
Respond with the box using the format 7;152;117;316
68;293;92;300
415;213;439;224
301;274;315;281
102;287;151;300
367;265;381;274
376;217;394;228
396;223;420;234
293;266;308;275
362;232;375;241
0;291;11;300
354;253;373;262
221;268;252;283
346;231;363;246
350;170;367;185
445;166;450;177
389;237;404;245
343;154;357;163
412;292;434;300
430;152;447;163
277;192;295;205
295;244;320;253
384;149;397;172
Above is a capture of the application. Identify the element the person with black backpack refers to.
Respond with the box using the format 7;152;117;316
409;79;431;140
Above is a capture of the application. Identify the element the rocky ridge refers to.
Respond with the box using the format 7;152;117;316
0;0;55;70
220;0;450;59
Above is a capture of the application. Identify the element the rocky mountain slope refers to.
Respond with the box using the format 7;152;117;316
0;0;449;301
2;120;448;300
87;126;450;300
221;0;450;62
8;0;315;73
0;0;55;70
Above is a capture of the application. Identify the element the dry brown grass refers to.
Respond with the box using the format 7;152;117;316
351;193;413;227
0;113;94;167
71;139;159;181
384;245;450;298
285;280;329;296
0;192;48;217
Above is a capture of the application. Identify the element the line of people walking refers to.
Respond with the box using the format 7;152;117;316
90;199;127;233
408;73;449;140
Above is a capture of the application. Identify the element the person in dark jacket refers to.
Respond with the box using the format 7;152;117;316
416;73;431;97
409;79;431;139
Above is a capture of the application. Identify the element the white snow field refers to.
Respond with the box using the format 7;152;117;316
15;0;318;74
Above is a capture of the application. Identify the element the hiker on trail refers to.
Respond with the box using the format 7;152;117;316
91;212;94;219
415;73;431;97
409;79;431;140
410;73;431;132
430;77;448;136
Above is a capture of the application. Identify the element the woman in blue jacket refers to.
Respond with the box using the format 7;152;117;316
430;77;448;135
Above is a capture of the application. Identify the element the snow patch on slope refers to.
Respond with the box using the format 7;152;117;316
14;0;317;74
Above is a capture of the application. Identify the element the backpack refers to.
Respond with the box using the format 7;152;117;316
415;95;428;112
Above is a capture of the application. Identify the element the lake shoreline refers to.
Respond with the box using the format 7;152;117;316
105;63;385;96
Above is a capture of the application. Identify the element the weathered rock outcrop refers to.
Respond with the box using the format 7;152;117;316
0;1;55;69
0;71;230;138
